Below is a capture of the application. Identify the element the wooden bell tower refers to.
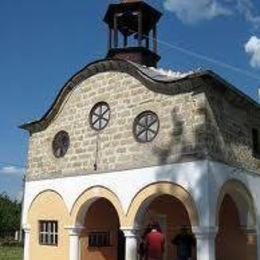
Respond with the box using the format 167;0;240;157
104;0;162;67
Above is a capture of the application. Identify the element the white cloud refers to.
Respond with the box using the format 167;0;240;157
236;0;260;28
0;166;25;201
245;36;260;68
163;0;232;24
163;0;260;26
0;166;25;176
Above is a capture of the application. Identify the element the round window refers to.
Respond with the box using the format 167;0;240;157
90;102;110;130
133;111;159;143
52;131;70;158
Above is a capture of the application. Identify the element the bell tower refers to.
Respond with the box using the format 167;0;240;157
104;0;162;67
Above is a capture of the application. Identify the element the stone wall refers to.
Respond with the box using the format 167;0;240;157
204;85;260;172
26;70;260;181
26;71;206;180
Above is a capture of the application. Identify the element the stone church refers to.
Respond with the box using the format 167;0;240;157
21;1;260;260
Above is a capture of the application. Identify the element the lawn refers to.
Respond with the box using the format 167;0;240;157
0;247;23;260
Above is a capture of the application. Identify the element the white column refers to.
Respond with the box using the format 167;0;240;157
193;226;218;260
121;228;139;260
23;225;31;260
65;226;84;260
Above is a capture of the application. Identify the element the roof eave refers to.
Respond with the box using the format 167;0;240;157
19;59;260;134
205;70;260;109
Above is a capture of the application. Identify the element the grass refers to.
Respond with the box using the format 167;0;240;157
0;247;23;260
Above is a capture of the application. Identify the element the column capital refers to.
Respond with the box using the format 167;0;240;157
23;224;31;233
192;226;218;239
65;226;85;236
121;227;139;260
120;227;139;238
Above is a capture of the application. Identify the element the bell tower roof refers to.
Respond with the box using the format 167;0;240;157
104;1;162;67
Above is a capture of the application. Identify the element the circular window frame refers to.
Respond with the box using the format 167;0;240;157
89;102;111;131
52;131;70;158
133;111;160;143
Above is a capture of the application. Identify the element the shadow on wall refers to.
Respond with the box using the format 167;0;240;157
204;84;260;171
150;81;260;172
142;91;258;260
150;99;207;260
153;104;207;165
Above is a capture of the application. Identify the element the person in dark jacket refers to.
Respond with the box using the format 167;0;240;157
172;227;196;260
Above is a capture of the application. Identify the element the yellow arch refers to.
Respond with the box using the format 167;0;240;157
216;179;256;227
27;190;70;260
71;186;126;226
126;182;199;227
27;189;68;218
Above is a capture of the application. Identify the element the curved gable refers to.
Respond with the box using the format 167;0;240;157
20;59;203;134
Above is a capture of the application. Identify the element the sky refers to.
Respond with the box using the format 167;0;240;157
0;0;260;201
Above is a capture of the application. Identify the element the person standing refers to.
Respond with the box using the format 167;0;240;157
145;221;165;260
172;227;196;260
138;224;152;260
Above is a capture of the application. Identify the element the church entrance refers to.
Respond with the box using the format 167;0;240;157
80;198;125;260
139;195;196;260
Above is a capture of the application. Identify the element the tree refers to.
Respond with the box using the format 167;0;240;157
0;193;21;238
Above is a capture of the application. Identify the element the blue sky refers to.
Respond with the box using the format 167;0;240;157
0;0;260;200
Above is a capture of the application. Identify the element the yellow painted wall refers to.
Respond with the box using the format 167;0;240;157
80;198;119;260
28;191;71;260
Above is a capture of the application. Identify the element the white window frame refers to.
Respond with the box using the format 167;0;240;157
39;220;58;246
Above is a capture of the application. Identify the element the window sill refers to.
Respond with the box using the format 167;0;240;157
88;245;113;248
39;243;58;247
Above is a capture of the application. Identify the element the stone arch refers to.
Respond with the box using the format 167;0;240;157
71;186;125;227
216;179;256;228
125;181;199;227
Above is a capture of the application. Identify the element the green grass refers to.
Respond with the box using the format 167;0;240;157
0;247;23;260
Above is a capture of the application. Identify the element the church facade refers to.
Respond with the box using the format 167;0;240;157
21;1;260;260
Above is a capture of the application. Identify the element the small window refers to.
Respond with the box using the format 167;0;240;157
133;111;159;143
88;232;111;247
39;221;58;246
90;102;110;131
252;128;260;156
52;131;70;158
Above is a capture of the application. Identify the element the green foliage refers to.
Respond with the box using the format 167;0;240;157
0;193;21;238
0;246;23;260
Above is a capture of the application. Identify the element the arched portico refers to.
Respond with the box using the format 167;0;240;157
123;182;199;260
70;186;126;260
216;179;257;260
216;179;256;228
126;182;199;228
71;186;125;227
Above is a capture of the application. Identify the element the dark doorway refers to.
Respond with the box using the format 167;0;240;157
117;230;125;260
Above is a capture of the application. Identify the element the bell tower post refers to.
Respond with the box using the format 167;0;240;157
104;0;162;67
